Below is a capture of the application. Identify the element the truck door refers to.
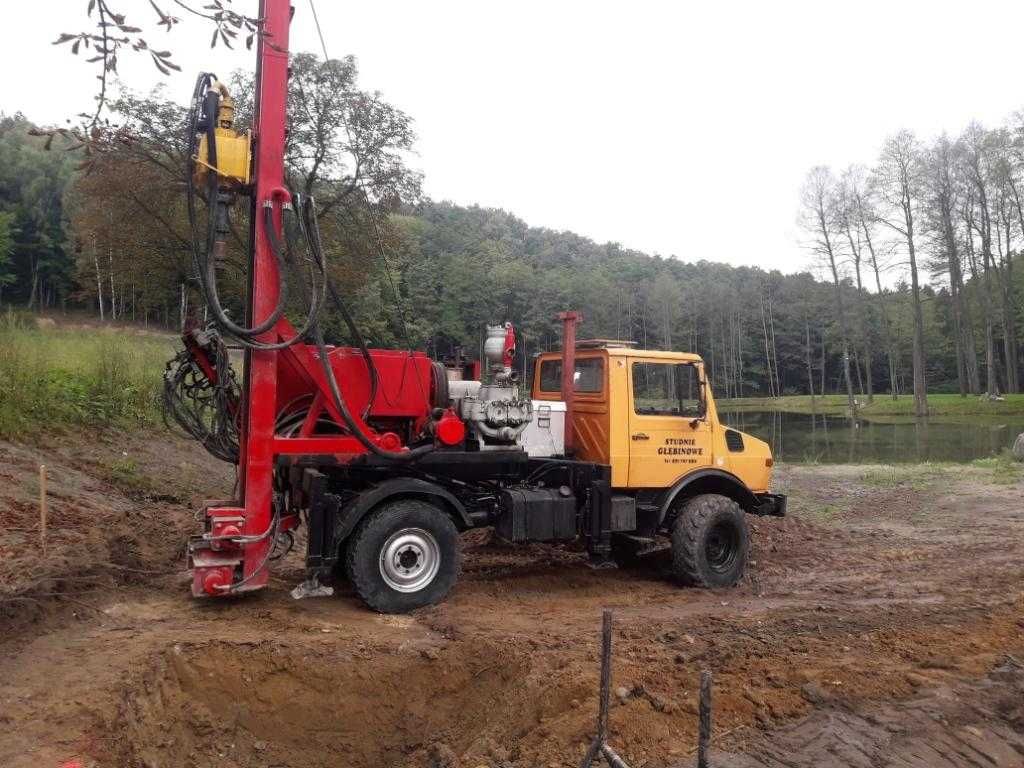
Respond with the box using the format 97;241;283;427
626;360;713;488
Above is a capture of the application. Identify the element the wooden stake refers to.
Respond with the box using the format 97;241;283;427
39;464;47;555
698;670;713;768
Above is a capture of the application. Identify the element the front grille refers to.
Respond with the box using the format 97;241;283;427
725;429;744;452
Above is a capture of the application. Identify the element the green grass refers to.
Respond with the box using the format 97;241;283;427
857;463;954;490
719;393;1024;417
854;455;1022;488
0;312;174;439
969;450;1023;484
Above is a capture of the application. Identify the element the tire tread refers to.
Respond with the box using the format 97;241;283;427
344;498;461;613
670;494;748;588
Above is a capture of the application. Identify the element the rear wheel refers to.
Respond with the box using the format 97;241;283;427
670;494;749;587
344;499;461;613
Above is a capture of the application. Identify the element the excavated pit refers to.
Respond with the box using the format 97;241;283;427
112;639;584;768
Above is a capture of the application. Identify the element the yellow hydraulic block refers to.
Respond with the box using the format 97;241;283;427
193;87;252;189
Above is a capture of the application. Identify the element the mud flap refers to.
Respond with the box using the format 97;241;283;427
753;493;787;517
586;466;615;565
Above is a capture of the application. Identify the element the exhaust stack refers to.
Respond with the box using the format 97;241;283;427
557;311;581;456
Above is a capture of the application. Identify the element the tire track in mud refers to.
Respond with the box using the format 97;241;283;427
717;659;1024;768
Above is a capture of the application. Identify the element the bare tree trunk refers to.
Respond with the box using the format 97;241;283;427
1009;261;1020;393
963;136;1003;398
852;348;865;395
887;164;928;416
735;310;744;398
27;255;39;311
960;214;983;394
179;282;188;332
820;329;826;396
767;290;781;396
858;224;897;400
981;251;1000;397
949;248;969;397
93;249;105;322
708;315;717;393
976;196;1001;397
760;291;775;397
805;320;816;403
999;268;1019;393
906;232;928;416
843;223;874;402
823;250;857;414
108;248;117;321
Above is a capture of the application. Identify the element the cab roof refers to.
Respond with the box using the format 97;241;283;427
537;346;704;363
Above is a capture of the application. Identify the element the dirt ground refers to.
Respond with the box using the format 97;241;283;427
1;432;1023;768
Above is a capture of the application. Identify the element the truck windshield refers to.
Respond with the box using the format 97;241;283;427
538;357;603;393
632;362;703;417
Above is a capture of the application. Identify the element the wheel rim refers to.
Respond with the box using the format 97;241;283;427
379;527;441;593
705;521;740;573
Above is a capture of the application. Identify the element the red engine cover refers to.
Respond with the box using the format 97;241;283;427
275;346;435;431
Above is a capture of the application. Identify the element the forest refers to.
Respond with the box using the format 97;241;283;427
1;53;1023;409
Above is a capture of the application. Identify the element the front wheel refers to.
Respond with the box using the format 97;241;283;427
344;499;461;613
670;494;749;588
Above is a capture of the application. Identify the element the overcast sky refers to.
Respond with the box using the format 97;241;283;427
6;1;1024;276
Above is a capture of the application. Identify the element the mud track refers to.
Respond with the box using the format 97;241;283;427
1;436;1022;767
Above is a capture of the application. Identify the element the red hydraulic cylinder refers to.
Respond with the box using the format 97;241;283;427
557;310;581;456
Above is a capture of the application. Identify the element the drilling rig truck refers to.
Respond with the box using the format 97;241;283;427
166;0;785;613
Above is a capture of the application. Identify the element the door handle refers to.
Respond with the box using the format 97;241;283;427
632;433;650;441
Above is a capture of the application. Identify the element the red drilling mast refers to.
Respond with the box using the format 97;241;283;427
231;0;291;593
184;0;439;596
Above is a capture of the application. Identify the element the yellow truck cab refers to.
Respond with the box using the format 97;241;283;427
532;341;785;587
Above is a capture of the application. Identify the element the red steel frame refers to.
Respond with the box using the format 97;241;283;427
192;0;429;596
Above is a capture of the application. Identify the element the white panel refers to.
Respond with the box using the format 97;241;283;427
519;400;566;457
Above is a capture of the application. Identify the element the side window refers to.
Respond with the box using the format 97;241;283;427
538;357;604;393
632;362;702;417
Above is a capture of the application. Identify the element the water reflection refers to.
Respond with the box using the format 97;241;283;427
718;410;1024;464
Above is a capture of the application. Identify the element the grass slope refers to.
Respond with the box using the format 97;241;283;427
0;316;174;438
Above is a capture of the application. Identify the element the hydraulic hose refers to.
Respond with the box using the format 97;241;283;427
303;194;431;461
300;196;378;418
212;202;326;352
311;323;433;462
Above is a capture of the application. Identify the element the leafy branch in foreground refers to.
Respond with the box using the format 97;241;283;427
47;0;261;144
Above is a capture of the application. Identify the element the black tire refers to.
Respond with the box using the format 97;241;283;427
670;494;749;588
344;499;461;613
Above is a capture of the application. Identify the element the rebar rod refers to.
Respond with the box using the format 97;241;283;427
599;608;612;741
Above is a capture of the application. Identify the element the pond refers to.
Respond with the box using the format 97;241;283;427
718;410;1024;464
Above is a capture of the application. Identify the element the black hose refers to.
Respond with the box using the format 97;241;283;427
303;195;431;461
161;332;240;463
212;203;325;351
301;196;377;418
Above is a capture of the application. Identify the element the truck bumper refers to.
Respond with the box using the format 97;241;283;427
753;493;786;517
